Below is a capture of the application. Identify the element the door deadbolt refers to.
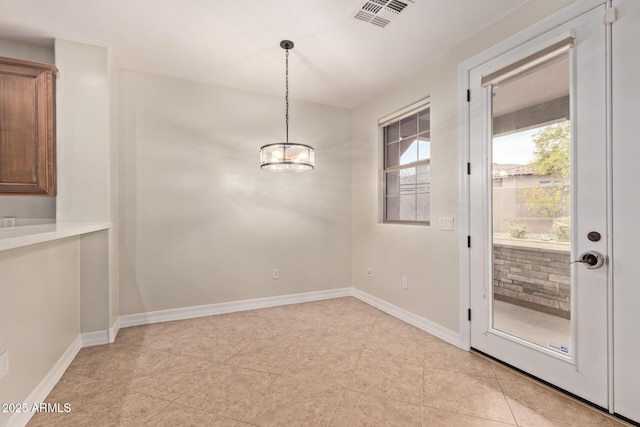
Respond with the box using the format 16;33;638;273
571;251;607;269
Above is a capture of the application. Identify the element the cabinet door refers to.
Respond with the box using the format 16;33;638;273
0;58;57;195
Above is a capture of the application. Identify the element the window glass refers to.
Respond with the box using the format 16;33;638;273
418;135;430;161
400;115;418;139
417;164;430;193
399;195;416;221
386;171;399;197
400;167;416;194
386;197;399;221
400;139;418;165
382;101;430;224
417;194;430;221
386;121;400;143
418;108;430;133
386;142;399;168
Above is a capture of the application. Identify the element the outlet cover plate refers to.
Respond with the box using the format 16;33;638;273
3;217;16;228
438;217;454;231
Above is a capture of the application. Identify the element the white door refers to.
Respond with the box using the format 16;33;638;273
469;4;609;407
612;0;640;422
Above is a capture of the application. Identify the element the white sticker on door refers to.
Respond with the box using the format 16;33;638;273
548;342;570;355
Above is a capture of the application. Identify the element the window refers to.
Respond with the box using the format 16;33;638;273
381;99;430;224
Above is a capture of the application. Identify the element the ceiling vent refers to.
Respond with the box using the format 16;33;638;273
352;0;412;28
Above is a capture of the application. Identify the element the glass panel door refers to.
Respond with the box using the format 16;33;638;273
490;50;572;356
469;4;610;408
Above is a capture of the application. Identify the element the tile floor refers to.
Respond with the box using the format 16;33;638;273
28;297;629;427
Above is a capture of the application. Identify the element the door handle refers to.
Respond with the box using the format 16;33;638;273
571;251;607;269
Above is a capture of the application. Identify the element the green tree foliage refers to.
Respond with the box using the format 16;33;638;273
525;185;570;218
524;121;571;219
530;121;570;177
506;220;528;239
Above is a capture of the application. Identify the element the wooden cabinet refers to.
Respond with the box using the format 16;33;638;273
0;57;57;195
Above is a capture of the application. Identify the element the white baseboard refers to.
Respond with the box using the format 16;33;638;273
351;288;461;348
9;288;460;427
119;287;353;328
79;317;121;348
8;335;82;427
81;330;109;347
116;286;460;349
108;317;121;343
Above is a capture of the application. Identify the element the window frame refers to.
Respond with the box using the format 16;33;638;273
380;98;431;225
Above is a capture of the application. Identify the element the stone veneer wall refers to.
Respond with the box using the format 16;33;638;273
493;243;571;319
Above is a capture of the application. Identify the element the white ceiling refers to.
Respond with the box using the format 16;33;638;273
0;0;529;109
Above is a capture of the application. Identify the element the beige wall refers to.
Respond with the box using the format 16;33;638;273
55;40;117;334
109;53;120;331
0;39;117;426
80;231;110;333
0;39;56;226
55;39;111;224
0;238;81;427
118;70;351;315
350;0;575;333
0;40;117;423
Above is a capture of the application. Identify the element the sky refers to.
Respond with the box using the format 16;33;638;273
492;127;538;165
397;126;537;166
399;139;430;165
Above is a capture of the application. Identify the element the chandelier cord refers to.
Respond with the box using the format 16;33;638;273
285;48;289;143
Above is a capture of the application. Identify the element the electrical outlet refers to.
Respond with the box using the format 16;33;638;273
3;217;16;228
367;267;373;277
0;351;8;380
402;276;408;290
272;268;280;280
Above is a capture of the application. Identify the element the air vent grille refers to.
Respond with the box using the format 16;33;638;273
351;0;411;28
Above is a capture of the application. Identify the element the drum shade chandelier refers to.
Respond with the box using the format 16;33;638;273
260;40;315;172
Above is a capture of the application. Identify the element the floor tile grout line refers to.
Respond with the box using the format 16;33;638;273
30;297;627;426
423;368;520;425
486;358;632;426
490;362;520;426
234;372;279;424
421;353;425;427
324;385;348;427
494;374;633;426
422;355;425;427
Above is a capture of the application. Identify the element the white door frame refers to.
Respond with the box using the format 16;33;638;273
457;0;614;411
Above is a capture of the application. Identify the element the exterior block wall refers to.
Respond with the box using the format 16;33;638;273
493;243;570;319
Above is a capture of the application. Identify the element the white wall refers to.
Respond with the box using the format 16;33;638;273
0;39;117;426
350;1;575;334
79;231;109;333
612;0;640;421
54;40;117;334
0;39;56;226
55;40;110;224
0;238;81;427
118;70;351;315
108;53;120;333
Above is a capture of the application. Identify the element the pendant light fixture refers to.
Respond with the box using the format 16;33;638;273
260;40;315;172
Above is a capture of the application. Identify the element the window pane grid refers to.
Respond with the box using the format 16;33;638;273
382;102;430;225
384;159;430;173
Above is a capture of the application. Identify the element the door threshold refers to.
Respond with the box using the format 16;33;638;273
471;348;639;427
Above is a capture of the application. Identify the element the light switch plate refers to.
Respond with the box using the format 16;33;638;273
438;217;454;231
